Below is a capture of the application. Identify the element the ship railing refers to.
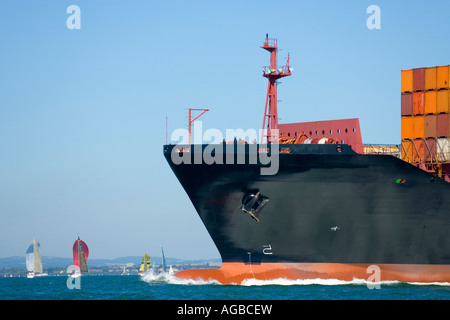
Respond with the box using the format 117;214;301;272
401;138;450;165
363;144;400;157
262;38;277;47
262;66;292;75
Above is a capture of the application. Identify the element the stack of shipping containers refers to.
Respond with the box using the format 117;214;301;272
401;65;450;181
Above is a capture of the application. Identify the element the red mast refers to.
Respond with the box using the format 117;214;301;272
188;108;209;144
261;34;292;143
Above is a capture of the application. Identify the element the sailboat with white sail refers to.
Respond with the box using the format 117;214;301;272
25;237;47;278
70;236;89;278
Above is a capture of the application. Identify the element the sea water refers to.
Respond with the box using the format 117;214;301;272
0;271;449;300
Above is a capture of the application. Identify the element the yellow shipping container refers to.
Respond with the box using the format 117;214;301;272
425;67;437;91
425;90;437;114
437;65;449;89
437;89;449;113
401;116;414;140
401;69;413;93
413;116;425;139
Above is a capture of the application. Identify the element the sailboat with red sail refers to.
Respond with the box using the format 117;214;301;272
71;236;89;277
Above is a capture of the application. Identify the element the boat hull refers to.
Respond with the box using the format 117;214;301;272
164;144;450;283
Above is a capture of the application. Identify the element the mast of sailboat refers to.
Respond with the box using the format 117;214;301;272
140;253;150;272
161;246;167;273
143;255;148;272
33;237;43;274
78;236;88;272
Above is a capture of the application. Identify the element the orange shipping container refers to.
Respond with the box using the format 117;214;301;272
425;67;437;91
413;139;426;163
425;138;437;162
413;92;425;115
401;69;413;93
436;90;449;113
437;65;449;89
425;91;437;114
401;116;414;140
413;116;425;139
401;140;414;163
424;115;437;138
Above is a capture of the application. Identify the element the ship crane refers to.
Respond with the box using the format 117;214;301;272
188;108;209;144
261;34;293;144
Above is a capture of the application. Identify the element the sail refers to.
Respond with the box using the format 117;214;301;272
33;238;43;273
78;240;88;272
161;246;167;273
73;237;89;272
139;253;151;272
25;238;43;273
25;243;34;272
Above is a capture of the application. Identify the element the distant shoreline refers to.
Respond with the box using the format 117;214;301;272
0;255;221;277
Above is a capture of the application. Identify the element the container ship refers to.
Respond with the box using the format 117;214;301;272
164;36;450;284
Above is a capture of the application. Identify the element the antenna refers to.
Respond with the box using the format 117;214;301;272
165;116;168;145
261;35;292;143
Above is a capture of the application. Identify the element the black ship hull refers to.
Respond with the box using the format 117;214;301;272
164;144;450;283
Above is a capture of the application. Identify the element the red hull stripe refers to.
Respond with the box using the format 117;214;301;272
175;262;450;285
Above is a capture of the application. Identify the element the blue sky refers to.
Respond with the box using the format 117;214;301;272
1;1;449;260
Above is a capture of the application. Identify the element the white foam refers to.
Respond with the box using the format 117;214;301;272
140;270;450;287
241;278;450;287
407;281;450;286
241;277;385;286
140;270;220;285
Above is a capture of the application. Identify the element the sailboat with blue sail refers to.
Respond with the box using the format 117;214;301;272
161;247;166;273
161;246;174;275
26;237;47;278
